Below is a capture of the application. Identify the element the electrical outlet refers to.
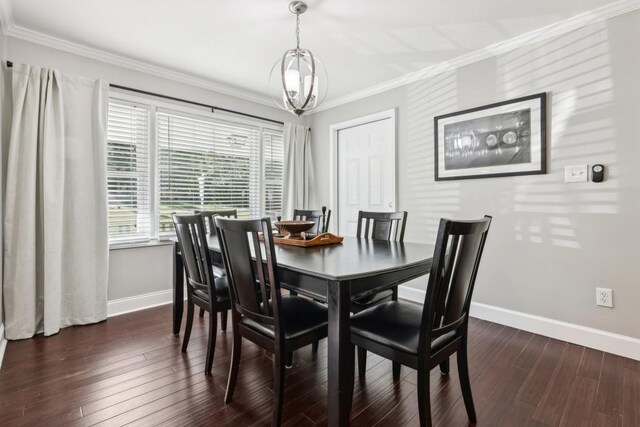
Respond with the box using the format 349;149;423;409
596;288;613;308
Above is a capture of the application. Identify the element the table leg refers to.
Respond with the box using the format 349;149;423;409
173;241;184;335
327;281;352;426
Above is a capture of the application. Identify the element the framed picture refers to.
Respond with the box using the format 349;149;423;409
434;92;547;180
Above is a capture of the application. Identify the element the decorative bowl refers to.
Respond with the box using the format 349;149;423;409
274;220;316;239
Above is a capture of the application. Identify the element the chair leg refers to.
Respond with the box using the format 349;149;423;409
220;310;228;332
204;309;218;375
286;351;293;367
182;301;194;352
440;358;450;375
273;350;286;426
312;340;319;352
392;362;401;380
224;322;242;403
417;366;432;427
457;343;477;422
199;307;205;318
358;347;367;376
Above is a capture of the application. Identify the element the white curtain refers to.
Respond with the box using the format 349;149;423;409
3;64;109;340
282;123;313;219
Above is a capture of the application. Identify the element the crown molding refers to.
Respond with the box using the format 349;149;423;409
0;0;274;107
0;0;13;37
311;0;640;113
1;0;639;113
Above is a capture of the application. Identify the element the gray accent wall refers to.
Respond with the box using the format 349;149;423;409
0;25;5;332
309;11;640;338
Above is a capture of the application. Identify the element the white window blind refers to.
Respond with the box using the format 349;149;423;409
263;129;284;219
107;101;151;243
157;111;262;236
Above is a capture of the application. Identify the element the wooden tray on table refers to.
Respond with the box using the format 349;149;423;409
260;232;343;247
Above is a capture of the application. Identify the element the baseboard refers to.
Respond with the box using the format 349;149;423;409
398;285;640;361
107;289;174;317
0;323;7;369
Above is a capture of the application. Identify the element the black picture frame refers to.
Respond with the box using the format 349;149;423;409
434;92;547;181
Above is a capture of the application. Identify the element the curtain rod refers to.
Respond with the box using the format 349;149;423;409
110;84;285;126
6;60;287;127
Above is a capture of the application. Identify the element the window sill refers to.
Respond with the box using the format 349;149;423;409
109;240;174;251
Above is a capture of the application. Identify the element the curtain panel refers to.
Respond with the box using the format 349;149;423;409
3;64;109;339
282;123;313;219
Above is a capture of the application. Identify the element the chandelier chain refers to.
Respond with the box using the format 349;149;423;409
296;13;301;49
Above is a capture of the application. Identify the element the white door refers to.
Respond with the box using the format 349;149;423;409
337;117;395;236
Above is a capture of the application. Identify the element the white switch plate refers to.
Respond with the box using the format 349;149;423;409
565;165;588;183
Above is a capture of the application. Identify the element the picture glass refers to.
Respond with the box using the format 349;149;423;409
435;94;545;180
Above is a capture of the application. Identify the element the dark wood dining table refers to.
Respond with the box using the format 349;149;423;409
172;236;434;426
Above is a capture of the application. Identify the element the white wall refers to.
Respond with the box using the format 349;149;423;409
0;22;6;362
309;11;640;339
107;244;174;301
3;36;302;304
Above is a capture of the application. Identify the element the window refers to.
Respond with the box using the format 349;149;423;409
106;97;284;244
107;101;151;243
263;129;284;219
157;111;261;236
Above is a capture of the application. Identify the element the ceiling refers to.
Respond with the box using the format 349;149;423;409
4;0;628;105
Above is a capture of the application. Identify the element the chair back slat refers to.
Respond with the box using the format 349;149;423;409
356;211;408;242
372;219;393;240
432;234;458;326
216;217;283;332
173;214;216;302
421;216;492;347
197;209;238;235
293;207;331;234
251;231;272;317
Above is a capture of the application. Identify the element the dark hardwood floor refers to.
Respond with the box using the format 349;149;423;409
0;303;638;426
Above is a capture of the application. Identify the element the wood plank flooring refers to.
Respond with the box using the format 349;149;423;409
0;303;638;426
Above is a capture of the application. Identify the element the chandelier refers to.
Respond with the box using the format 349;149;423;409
269;1;327;116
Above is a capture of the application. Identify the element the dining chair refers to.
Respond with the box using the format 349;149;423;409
198;209;238;235
216;216;329;426
353;210;408;377
288;206;331;303
293;206;331;234
349;216;492;426
195;209;237;318
172;213;232;375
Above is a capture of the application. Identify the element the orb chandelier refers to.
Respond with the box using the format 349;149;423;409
269;1;328;116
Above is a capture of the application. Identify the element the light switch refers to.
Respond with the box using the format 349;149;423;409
565;165;588;183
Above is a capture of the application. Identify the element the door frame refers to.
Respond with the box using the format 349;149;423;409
329;108;397;234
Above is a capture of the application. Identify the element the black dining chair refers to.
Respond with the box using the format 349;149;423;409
198;209;238;235
349;216;492;427
293;206;331;234
288;207;331;303
216;216;329;426
356;210;408;242
353;210;408;377
353;210;407;306
172;213;232;375
195;209;237;318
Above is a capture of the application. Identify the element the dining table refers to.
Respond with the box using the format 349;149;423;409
172;235;434;426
